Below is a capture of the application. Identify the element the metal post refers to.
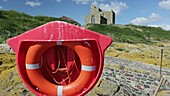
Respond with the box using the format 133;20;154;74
160;49;163;78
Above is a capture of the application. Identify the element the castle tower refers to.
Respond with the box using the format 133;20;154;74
85;5;115;25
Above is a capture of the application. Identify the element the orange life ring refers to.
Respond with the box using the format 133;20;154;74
25;41;95;96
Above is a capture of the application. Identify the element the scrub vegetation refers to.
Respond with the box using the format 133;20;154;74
0;53;34;96
105;42;170;68
87;24;170;44
87;24;170;68
0;10;80;43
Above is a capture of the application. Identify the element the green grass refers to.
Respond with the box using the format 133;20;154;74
0;10;80;43
87;24;170;44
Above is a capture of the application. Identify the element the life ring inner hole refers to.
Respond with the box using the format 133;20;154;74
39;45;81;86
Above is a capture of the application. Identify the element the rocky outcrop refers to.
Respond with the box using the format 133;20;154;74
0;44;13;53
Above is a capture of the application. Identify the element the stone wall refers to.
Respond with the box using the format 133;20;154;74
103;11;115;24
88;56;170;96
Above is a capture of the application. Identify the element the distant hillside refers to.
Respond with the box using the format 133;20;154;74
87;24;170;44
0;10;80;43
1;9;170;44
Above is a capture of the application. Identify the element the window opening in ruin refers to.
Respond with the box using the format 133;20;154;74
91;15;95;23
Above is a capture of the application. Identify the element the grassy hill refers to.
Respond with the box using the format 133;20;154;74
1;9;170;44
0;10;80;43
87;24;170;44
86;24;170;68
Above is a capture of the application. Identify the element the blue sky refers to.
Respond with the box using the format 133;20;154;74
0;0;170;30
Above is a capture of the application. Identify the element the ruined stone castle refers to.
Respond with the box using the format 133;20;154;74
85;5;115;25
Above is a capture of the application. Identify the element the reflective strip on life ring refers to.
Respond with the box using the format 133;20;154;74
57;86;63;96
82;65;95;71
25;42;95;96
26;63;40;69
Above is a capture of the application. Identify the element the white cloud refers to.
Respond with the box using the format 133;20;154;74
130;13;161;25
130;13;169;31
149;25;159;28
25;1;41;7
149;24;170;31
159;24;170;30
92;1;98;5
148;13;161;22
0;6;2;9
159;0;170;10
130;17;148;25
56;0;61;2
3;0;7;2
92;1;128;15
72;0;105;5
72;0;89;4
72;0;128;16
